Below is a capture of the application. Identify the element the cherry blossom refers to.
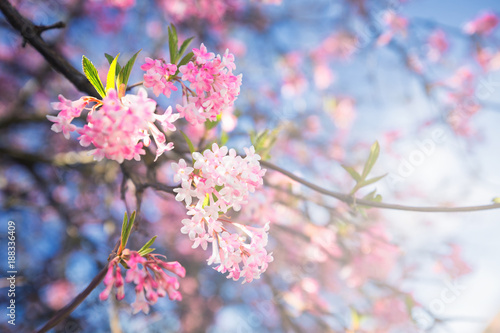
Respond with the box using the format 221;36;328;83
48;88;179;163
171;144;272;282
177;45;242;125
377;11;409;46
140;57;178;97
463;11;499;35
427;29;449;62
46;95;88;139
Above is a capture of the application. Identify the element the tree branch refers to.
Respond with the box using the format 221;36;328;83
260;160;500;213
35;262;109;333
0;0;98;97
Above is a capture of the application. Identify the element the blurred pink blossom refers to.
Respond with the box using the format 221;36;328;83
464;11;499;35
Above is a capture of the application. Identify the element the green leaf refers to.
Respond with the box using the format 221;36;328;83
168;24;179;63
178;51;194;68
178;37;194;59
120;210;136;249
138;235;157;254
361;141;380;180
405;295;415;313
202;193;210;207
119;259;130;269
128;211;136;235
106;54;120;93
138;248;155;256
120;211;129;248
117;49;141;90
205;114;221;130
342;165;362;182
362;189;383;202
357;174;387;188
82;56;106;98
250;128;280;160
180;130;196;154
220;131;229;146
493;197;500;203
104;53;114;64
350;308;361;330
105;53;122;78
350;174;386;195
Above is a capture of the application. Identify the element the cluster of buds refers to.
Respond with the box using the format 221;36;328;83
99;249;185;314
172;144;273;283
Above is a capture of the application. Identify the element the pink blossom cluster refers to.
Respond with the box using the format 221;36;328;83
377;11;409;46
48;88;179;163
434;244;472;278
464;11;499;35
99;250;185;314
158;0;240;24
171;144;272;283
255;0;282;4
444;67;480;136
140;58;178;97
47;95;88;140
99;0;135;9
176;44;242;125
312;32;359;61
427;29;449;62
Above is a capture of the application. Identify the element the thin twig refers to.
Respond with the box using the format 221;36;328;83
0;0;98;96
126;81;144;91
35;21;66;35
36;263;110;333
260;160;500;213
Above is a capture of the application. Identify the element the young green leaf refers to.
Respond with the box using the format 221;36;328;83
350;174;386;195
105;53;122;78
117;49;141;90
205;114;221;130
342;165;362;182
177;51;194;71
174;51;194;76
82;56;106;97
363;189;383;202
168;25;179;63
178;37;194;59
350;308;361;330
106;54;120;93
104;53;114;64
361;141;380;180
405;295;415;313
138;248;155;256
121;210;136;249
250;128;280;160
202;193;210;207
357;174;387;188
120;211;129;248
138;235;157;254
180;130;196;154
220;131;229;146
119;259;130;269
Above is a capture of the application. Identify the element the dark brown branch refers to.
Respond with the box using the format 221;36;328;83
260;160;500;213
35;21;66;35
0;0;98;97
143;182;177;194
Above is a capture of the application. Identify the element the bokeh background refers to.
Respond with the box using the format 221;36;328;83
2;0;500;332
